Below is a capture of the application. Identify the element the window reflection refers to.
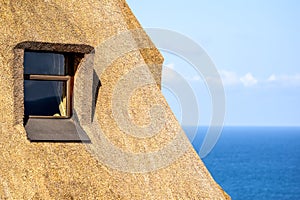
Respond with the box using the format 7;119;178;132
24;80;67;116
24;52;65;75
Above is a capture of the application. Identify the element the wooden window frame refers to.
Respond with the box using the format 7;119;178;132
24;74;72;119
24;51;75;119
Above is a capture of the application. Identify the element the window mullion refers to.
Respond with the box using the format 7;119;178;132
26;74;70;81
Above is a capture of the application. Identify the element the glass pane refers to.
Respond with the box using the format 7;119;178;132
24;52;65;75
24;80;67;117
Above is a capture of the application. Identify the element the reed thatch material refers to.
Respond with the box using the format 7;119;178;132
0;0;230;199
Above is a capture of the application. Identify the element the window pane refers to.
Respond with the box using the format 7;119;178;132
24;52;65;75
24;80;67;117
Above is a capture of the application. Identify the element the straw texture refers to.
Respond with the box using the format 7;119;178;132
0;0;230;199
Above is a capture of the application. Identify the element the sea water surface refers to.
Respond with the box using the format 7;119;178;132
183;126;300;200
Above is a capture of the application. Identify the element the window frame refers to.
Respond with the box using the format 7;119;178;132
24;51;75;119
13;42;94;142
24;74;72;119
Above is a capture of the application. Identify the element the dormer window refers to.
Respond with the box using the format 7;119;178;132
21;47;92;142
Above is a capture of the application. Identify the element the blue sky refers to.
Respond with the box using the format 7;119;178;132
126;0;300;126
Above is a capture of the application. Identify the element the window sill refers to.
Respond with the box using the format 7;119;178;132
25;118;90;142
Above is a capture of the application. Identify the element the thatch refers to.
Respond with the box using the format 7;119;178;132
0;0;230;199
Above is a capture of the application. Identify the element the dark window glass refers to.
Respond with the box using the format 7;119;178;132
24;52;65;75
24;80;67;116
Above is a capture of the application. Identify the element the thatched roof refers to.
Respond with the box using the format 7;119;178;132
0;0;230;199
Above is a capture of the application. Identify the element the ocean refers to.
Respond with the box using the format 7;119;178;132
183;126;300;200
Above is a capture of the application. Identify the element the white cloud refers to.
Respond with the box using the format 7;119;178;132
162;63;180;83
164;63;175;69
267;74;276;81
218;70;240;86
215;70;258;87
162;66;300;89
163;63;203;83
240;73;258;87
267;73;300;86
190;75;201;81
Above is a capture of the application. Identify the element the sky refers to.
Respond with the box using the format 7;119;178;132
126;0;300;126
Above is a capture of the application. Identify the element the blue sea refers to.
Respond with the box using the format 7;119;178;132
183;126;300;200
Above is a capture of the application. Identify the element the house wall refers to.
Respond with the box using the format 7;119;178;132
0;0;229;199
